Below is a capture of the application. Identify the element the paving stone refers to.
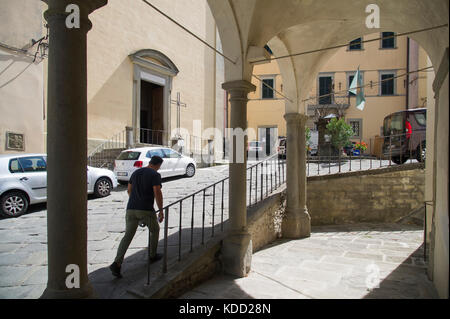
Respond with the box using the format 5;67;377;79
344;251;384;261
0;244;24;253
0;285;35;299
275;266;343;286
384;255;413;264
0;266;34;287
0;252;30;266
300;260;354;276
22;266;47;285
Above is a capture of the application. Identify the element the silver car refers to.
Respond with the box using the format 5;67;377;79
0;154;118;217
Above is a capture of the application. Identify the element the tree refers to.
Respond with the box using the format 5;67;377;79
326;118;354;151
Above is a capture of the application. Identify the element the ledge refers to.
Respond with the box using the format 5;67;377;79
307;162;425;182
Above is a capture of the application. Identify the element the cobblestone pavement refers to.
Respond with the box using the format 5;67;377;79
181;223;438;299
0;159;422;299
0;164;232;299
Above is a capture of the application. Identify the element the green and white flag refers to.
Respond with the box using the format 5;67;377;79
349;67;366;111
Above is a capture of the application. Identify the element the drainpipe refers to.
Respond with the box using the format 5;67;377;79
406;37;410;110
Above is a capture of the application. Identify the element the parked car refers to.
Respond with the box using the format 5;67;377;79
382;108;427;164
0;154;118;218
278;138;286;159
308;131;319;156
247;141;265;159
343;142;357;156
114;147;196;184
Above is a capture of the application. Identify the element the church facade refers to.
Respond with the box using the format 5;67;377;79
0;0;226;162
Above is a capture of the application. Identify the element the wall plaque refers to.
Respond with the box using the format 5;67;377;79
6;132;25;151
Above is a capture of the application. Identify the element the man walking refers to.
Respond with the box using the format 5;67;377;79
110;156;165;278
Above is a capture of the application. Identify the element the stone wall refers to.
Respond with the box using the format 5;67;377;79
247;186;286;252
307;163;425;225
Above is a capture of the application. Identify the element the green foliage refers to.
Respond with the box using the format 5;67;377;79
306;127;312;151
306;127;311;144
325;118;354;150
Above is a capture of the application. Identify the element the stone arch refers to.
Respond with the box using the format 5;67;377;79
129;49;179;77
208;0;448;109
265;19;446;113
207;0;257;82
267;36;299;114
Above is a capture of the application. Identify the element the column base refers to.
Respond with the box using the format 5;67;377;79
222;231;252;277
282;208;311;239
40;282;95;299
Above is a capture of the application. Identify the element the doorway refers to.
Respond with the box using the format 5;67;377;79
319;75;334;105
140;80;164;145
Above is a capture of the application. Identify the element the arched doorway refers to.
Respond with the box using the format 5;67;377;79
129;49;179;145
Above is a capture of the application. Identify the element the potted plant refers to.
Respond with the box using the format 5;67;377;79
354;141;368;156
325;118;354;158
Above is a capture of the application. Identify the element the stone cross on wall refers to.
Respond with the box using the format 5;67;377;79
170;92;187;138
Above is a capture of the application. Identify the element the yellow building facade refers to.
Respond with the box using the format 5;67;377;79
248;33;433;155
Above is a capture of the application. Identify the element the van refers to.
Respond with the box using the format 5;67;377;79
382;108;426;164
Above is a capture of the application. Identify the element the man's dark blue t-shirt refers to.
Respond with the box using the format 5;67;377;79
127;167;162;211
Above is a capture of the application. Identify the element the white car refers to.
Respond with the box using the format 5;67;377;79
0;154;118;218
114;147;196;184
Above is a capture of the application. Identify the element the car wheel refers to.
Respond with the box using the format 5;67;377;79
416;142;426;163
94;177;112;197
185;164;196;177
1;191;29;218
392;156;408;165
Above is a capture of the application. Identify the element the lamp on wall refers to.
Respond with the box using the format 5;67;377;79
32;24;49;62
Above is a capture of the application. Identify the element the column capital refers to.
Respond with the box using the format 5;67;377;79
41;0;108;13
222;80;256;94
284;113;308;124
43;0;108;31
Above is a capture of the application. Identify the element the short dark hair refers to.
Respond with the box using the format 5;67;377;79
150;156;164;166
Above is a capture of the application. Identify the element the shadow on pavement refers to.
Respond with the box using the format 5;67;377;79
363;244;437;299
88;222;232;299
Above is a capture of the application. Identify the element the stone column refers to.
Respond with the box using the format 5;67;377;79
41;0;107;299
221;80;256;277
126;126;134;148
282;113;311;238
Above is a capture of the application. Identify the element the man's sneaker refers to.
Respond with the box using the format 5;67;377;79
149;253;163;263
109;262;122;278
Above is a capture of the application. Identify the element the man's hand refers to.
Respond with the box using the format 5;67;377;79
153;185;164;223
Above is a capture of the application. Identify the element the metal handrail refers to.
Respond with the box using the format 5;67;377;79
308;130;425;176
87;130;127;168
146;153;286;285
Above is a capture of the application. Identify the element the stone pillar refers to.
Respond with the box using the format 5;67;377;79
41;0;107;299
126;126;134;148
221;80;256;277
282;113;311;238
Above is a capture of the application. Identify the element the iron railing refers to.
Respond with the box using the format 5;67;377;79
306;131;425;176
87;130;127;168
146;153;286;285
139;128;167;146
